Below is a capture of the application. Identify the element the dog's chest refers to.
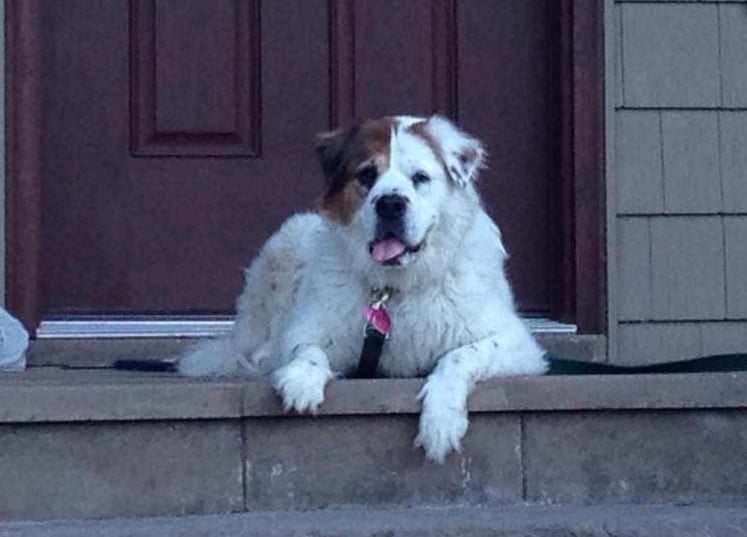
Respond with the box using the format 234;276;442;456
320;273;495;378
373;290;482;377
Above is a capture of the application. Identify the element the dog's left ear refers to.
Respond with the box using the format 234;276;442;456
315;124;360;186
425;116;486;188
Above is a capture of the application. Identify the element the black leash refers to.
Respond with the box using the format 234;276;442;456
353;287;394;379
546;354;747;375
354;327;388;378
113;357;178;372
113;353;747;376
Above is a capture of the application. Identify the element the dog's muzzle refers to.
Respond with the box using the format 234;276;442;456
374;194;408;240
375;194;409;222
369;194;423;265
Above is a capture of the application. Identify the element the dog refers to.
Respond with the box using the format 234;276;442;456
178;115;548;462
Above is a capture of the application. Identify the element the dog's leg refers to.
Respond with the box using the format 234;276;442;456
271;344;334;414
415;328;546;462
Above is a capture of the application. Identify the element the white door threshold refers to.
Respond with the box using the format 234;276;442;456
36;317;577;339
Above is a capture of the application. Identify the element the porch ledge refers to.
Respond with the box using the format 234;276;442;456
1;368;747;423
26;334;608;367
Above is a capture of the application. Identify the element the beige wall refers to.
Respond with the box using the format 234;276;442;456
609;0;747;364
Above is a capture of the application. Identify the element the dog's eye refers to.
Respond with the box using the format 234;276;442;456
412;171;431;185
356;166;378;188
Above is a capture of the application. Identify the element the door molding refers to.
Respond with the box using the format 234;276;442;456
5;0;606;335
557;0;606;334
5;0;42;332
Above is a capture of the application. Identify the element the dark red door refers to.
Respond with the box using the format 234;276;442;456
15;0;565;325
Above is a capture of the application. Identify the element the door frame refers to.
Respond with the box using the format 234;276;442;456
5;0;605;335
557;0;606;334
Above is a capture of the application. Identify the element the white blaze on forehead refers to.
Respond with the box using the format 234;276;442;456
388;123;439;174
394;115;426;129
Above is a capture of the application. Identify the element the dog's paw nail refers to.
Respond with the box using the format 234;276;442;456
416;403;468;463
428;451;448;464
272;357;329;414
415;435;450;464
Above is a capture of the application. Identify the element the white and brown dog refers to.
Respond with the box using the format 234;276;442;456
178;115;547;462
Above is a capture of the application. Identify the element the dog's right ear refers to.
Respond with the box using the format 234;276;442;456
425;115;486;188
315;125;360;185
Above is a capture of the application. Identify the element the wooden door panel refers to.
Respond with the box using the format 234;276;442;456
40;0;329;315
25;0;568;321
457;0;558;313
353;0;436;117
328;0;458;122
39;0;133;315
123;0;330;313
132;0;260;156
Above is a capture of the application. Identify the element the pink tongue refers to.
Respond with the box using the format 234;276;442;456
370;237;406;262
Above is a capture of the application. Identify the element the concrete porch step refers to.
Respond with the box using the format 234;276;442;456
3;504;747;537
2;368;747;521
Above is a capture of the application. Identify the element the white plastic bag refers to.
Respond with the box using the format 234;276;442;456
0;307;28;371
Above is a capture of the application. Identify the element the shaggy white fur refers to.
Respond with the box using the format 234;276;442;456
178;115;547;463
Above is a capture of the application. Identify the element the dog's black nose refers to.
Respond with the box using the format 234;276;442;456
375;194;409;220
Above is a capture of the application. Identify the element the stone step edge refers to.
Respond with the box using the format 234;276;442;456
2;367;747;423
3;504;747;537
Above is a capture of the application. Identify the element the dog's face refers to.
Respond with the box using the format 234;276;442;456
318;115;485;269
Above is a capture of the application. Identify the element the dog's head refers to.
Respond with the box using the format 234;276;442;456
317;115;485;269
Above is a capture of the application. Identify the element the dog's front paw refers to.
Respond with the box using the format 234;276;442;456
414;386;469;463
271;350;332;414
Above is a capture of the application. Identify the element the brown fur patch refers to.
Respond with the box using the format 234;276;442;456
406;119;451;180
320;117;396;224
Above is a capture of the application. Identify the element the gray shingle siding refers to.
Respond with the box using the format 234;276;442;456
719;4;747;107
661;112;722;213
720;112;747;212
611;0;747;364
617;217;653;321
618;323;703;366
650;217;726;320
702;321;747;355
725;217;747;317
622;4;720;108
616;112;665;214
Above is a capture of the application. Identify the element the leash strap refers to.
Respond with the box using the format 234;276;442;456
113;358;178;372
355;326;388;378
354;287;393;378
